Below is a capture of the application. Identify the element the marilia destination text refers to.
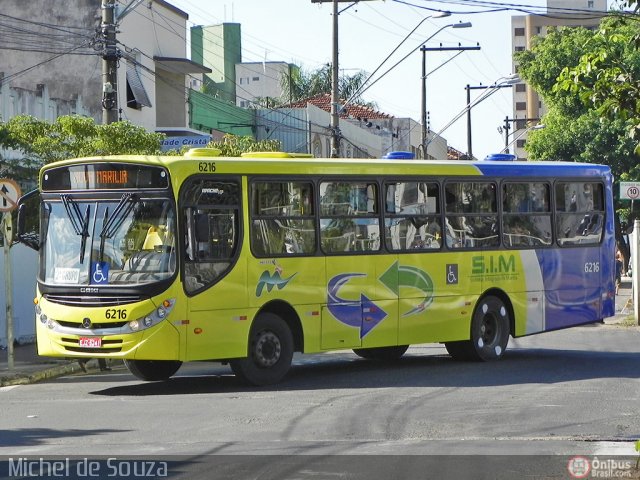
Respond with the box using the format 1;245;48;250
8;457;169;478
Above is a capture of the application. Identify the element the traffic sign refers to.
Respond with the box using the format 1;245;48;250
0;178;21;212
620;181;640;201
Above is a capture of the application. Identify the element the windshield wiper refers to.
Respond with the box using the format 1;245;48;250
61;195;90;264
98;193;136;262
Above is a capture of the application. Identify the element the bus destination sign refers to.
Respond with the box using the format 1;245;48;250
42;163;169;191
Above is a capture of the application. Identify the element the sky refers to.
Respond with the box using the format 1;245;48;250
168;0;552;159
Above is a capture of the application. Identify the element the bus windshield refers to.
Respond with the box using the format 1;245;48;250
41;196;176;286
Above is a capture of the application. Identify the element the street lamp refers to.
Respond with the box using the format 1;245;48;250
501;123;545;156
420;21;473;158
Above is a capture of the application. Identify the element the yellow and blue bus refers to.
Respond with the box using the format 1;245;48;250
17;149;615;385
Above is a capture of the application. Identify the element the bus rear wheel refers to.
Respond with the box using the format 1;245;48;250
230;313;294;386
352;345;409;361
445;295;510;362
124;359;182;381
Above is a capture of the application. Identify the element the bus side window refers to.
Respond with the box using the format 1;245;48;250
320;181;380;254
502;182;552;248
384;181;441;251
445;182;499;249
555;182;604;246
250;181;316;257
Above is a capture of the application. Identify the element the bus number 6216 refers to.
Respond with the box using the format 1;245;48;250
198;162;216;172
584;262;599;273
105;309;127;320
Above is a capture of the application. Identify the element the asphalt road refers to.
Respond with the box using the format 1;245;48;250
1;323;639;479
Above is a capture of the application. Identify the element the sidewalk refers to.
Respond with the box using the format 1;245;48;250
0;344;124;387
0;279;636;387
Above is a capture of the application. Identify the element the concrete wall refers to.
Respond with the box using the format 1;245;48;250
0;244;38;347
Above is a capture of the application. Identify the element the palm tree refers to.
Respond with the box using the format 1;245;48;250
281;64;377;109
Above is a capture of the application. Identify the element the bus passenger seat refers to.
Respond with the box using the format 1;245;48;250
142;226;164;250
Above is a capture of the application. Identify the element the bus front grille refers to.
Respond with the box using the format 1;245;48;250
44;294;143;307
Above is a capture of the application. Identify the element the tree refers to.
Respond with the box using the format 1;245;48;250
554;15;640;152
515;19;640;180
280;64;377;108
206;134;281;156
1;115;164;166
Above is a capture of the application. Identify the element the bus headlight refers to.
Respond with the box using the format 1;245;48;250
125;299;175;333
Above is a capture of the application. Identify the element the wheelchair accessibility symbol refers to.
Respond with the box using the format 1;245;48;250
446;264;458;285
91;261;109;285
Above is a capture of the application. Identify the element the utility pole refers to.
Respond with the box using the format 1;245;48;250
101;1;118;124
421;43;480;158
502;117;540;153
312;0;376;157
330;0;340;157
465;83;512;158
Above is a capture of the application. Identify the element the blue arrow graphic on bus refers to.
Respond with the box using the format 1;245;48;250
327;273;387;338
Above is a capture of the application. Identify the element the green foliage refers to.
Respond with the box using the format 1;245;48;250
207;134;281;157
0;115;164;166
280;64;377;109
554;17;640;153
515;17;640;173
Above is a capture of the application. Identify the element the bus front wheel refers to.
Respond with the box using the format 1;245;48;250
352;345;409;361
445;295;510;362
124;359;182;381
230;313;294;386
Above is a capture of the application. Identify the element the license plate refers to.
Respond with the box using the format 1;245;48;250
79;337;102;348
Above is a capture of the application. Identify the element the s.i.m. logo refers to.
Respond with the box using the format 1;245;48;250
471;254;517;281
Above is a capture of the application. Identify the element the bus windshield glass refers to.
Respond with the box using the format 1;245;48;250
41;196;176;286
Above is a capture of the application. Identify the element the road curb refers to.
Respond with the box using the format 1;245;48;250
0;362;80;387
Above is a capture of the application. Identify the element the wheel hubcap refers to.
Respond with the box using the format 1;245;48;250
254;331;281;368
481;314;498;345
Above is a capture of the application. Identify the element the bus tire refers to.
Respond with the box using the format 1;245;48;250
230;313;294;386
352;345;409;361
445;295;510;362
124;359;182;381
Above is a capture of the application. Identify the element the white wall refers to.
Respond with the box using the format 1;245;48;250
0;244;38;347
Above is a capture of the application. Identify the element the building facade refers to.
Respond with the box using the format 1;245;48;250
510;0;607;159
0;0;210;152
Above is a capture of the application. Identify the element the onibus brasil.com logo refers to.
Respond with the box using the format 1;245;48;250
567;455;636;478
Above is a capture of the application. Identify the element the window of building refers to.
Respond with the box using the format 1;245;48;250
515;83;526;93
587;0;594;8
514;27;525;36
252;76;260;81
516;102;527;111
516;139;526;148
126;59;152;110
515;46;525;52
